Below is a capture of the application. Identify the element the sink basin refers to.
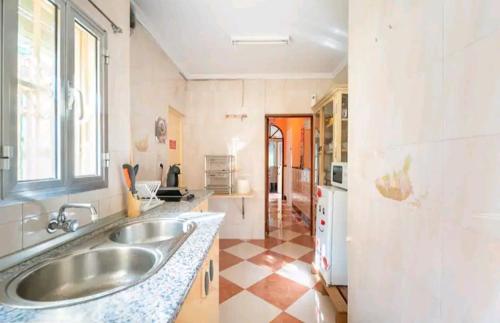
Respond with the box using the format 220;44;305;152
109;219;192;245
0;218;195;309
0;247;162;308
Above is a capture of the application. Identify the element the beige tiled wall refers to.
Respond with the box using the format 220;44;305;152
349;0;500;322
130;22;186;182
0;0;130;258
291;168;311;222
0;206;23;257
183;79;338;239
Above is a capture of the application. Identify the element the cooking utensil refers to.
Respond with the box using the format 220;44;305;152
122;168;131;190
122;164;137;194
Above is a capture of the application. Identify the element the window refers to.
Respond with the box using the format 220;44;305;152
1;0;108;199
17;0;59;182
74;22;100;177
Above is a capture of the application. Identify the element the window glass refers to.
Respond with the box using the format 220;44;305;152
73;21;99;177
17;0;58;181
269;125;283;139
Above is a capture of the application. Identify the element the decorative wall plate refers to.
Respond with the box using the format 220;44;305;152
155;117;167;143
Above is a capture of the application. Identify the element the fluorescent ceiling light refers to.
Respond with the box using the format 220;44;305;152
231;36;290;45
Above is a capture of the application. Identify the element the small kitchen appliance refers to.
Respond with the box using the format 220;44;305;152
166;164;181;187
314;185;348;286
331;162;348;190
156;187;191;202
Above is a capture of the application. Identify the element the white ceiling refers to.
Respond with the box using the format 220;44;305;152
132;0;348;80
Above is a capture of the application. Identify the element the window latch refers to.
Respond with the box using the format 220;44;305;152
103;152;110;168
0;146;13;171
104;53;110;65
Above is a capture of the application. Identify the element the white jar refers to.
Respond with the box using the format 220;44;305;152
237;179;251;194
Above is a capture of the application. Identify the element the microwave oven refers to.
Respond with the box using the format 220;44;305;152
331;162;348;190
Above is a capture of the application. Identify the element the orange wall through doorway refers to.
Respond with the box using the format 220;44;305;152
268;117;312;225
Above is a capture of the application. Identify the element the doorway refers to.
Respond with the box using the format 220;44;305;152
167;106;184;186
265;115;314;237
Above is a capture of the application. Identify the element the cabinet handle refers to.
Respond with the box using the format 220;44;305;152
204;271;210;296
209;260;214;282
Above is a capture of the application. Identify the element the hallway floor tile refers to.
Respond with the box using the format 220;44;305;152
271;241;312;259
220;290;281;323
248;237;285;249
248;250;295;271
220;250;244;271
219;199;340;322
247;273;309;310
220;238;244;249
220;261;272;288
224;242;267;259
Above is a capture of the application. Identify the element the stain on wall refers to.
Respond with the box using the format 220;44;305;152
134;136;149;152
375;156;413;201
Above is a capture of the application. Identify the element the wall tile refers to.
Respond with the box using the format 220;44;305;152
444;0;500;56
443;31;500;139
0;204;22;225
387;63;444;146
0;221;23;258
99;193;125;218
440;217;500;322
440;135;500;235
22;196;68;220
382;0;444;77
22;196;98;248
0;205;23;257
398;205;442;323
22;212;63;248
68;191;101;222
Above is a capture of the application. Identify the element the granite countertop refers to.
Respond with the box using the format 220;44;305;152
0;190;223;323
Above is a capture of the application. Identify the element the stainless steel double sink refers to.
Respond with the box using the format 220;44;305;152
0;218;196;309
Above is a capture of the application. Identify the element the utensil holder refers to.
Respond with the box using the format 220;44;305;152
127;191;141;218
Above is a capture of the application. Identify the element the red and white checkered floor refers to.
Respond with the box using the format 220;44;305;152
219;200;338;323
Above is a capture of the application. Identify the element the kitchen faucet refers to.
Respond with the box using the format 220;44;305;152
47;203;98;233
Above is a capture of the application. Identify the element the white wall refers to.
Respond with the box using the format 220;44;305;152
130;22;186;181
183;79;334;239
349;1;500;322
0;0;130;258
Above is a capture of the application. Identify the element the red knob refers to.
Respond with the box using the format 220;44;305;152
320;219;326;225
317;188;322;198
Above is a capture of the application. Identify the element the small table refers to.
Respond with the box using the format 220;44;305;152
210;191;255;219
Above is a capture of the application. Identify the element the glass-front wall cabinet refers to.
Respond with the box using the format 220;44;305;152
340;94;348;162
322;101;334;185
313;109;321;186
312;88;348;188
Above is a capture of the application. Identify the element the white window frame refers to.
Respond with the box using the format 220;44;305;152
0;0;108;200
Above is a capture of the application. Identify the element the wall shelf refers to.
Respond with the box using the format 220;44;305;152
211;191;254;199
210;191;255;219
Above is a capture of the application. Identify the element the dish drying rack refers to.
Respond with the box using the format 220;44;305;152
136;181;164;211
204;155;235;194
